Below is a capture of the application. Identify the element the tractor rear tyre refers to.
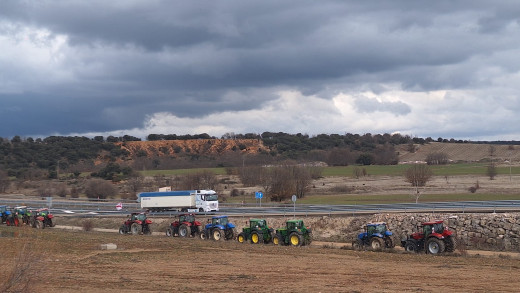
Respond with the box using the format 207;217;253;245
226;228;237;240
251;232;263;244
14;217;20;227
370;237;384;251
445;236;457;253
352;240;363;251
6;217;12;226
143;225;152;235
289;232;303;246
119;227;126;235
36;221;43;229
166;228;173;237
131;223;140;235
212;228;225;241
237;232;246;243
384;236;395;248
426;238;445;254
273;234;282;245
404;240;417;252
179;224;191;237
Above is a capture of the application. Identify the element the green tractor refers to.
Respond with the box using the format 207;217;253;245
273;219;312;246
237;219;274;244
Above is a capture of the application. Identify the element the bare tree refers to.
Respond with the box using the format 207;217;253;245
426;152;449;165
404;164;433;203
486;162;497;180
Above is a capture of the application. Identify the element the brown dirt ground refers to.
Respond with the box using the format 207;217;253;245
1;225;520;292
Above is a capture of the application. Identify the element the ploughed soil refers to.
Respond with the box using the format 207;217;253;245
1;225;520;293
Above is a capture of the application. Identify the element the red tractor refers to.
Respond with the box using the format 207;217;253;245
30;208;55;229
119;212;152;235
165;213;201;238
401;220;457;254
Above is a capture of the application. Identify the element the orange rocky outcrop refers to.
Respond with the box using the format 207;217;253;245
117;139;269;158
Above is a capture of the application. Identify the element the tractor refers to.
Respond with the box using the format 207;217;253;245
272;219;312;246
401;220;457;254
165;213;202;238
13;206;32;226
200;215;236;241
0;205;12;224
119;212;153;235
30;208;55;229
237;218;274;244
352;222;395;251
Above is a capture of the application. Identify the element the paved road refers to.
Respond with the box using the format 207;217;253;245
2;195;520;217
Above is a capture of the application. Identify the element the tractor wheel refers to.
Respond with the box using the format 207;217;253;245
384;236;395;248
178;224;191;237
14;217;20;227
6;217;12;226
273;234;282;245
166;228;173;237
192;226;200;238
445;236;457;253
119;227;126;235
370;237;384;251
200;231;207;240
36;221;43;229
251;232;262;244
226;228;237;240
130;223;140;235
289;232;303;246
426;238;445;254
404;240;417;253
237;232;246;243
49;219;55;227
212;228;224;241
352;240;363;251
143;225;152;235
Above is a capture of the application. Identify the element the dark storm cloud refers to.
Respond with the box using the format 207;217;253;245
1;1;520;139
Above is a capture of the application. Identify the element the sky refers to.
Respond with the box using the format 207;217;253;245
1;1;520;141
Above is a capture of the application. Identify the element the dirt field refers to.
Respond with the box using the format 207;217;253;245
1;225;520;293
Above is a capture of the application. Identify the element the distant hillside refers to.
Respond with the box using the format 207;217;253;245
117;139;269;157
398;142;520;164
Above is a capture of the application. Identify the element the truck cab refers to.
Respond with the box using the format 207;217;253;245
195;190;219;212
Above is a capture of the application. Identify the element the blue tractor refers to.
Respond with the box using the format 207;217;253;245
352;222;395;251
0;205;13;224
200;215;237;241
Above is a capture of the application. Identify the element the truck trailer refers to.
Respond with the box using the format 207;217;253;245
138;190;219;213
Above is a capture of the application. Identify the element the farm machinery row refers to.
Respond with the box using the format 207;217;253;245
159;214;313;247
0;205;55;229
352;220;457;254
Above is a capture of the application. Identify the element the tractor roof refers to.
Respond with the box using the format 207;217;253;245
213;215;228;219
367;222;387;226
422;220;444;225
250;218;265;222
287;219;303;223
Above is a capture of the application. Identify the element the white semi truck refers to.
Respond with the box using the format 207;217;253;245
138;189;219;212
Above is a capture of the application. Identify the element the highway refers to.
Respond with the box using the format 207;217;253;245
1;195;520;217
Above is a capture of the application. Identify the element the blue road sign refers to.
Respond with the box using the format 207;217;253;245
255;191;263;199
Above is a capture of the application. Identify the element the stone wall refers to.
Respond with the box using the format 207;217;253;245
352;213;520;251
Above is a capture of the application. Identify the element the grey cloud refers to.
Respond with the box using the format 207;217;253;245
354;96;411;116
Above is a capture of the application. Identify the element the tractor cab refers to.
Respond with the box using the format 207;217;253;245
421;220;449;238
212;216;229;226
0;205;12;223
366;222;389;237
286;220;305;231
179;214;195;223
250;219;266;229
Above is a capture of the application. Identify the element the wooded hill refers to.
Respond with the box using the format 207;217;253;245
0;133;518;180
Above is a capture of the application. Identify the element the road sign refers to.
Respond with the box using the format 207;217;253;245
291;195;297;202
255;192;263;199
116;202;123;210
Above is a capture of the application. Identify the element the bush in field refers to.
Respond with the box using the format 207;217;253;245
82;219;94;232
84;178;117;199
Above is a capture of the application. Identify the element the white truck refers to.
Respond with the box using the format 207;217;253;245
138;189;219;212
